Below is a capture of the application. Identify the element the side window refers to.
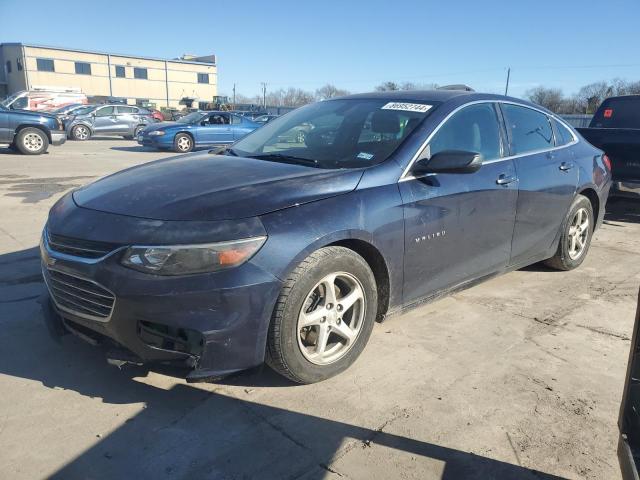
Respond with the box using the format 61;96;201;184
95;106;114;117
116;106;135;114
231;115;242;125
208;114;229;125
427;103;502;161
552;118;575;146
502;104;554;154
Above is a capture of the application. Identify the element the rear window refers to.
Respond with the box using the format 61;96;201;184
591;97;640;128
502;104;554;155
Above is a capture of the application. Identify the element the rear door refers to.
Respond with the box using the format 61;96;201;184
502;103;579;266
399;102;518;304
92;106;118;134
114;106;137;134
0;109;10;143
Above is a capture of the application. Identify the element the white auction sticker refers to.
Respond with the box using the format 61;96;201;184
381;102;432;113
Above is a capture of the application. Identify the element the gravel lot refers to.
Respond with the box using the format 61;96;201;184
0;138;639;480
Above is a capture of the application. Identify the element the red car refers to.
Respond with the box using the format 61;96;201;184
149;109;164;122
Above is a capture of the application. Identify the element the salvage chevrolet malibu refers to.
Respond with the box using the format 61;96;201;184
41;90;611;383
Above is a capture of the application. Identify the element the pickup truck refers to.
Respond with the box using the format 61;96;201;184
0;103;66;154
577;95;640;198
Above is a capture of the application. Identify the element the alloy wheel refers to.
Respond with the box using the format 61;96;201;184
567;207;589;260
75;126;89;140
297;272;366;365
177;136;192;152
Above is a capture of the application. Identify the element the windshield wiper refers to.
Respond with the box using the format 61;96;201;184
247;153;319;167
208;146;238;156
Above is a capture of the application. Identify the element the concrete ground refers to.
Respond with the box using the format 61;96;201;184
0;138;639;480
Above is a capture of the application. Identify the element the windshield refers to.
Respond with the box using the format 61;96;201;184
73;105;96;116
177;112;205;124
232;99;435;169
0;92;21;108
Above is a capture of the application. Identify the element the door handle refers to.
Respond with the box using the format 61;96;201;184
496;174;517;185
559;162;575;171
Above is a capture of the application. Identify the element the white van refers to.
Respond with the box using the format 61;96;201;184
1;87;88;111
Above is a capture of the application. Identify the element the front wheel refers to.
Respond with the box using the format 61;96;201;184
544;194;594;271
174;133;193;153
16;127;49;155
266;246;377;384
71;124;90;141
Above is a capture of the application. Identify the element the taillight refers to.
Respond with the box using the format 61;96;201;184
602;154;612;171
604;108;613;118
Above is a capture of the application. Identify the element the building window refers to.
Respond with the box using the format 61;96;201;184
36;58;55;72
115;65;125;78
5;60;11;74
197;73;209;84
134;67;148;79
75;62;92;75
16;58;23;71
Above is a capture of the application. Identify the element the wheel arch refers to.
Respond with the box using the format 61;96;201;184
328;238;391;322
15;123;51;142
577;186;600;228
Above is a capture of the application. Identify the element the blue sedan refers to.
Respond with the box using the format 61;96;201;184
42;90;611;384
138;111;259;152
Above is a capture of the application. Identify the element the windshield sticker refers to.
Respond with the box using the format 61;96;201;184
357;152;374;160
381;102;432;113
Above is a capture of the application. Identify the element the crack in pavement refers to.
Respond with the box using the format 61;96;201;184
575;324;630;341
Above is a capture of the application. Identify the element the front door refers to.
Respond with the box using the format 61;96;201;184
501;104;579;266
400;102;518;304
196;113;233;145
92;106;118;134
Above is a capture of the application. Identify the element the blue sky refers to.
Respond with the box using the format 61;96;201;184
2;0;640;99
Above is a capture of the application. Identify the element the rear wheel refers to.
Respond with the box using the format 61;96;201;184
544;194;594;271
71;124;90;141
266;246;377;384
16;128;49;155
174;133;193;153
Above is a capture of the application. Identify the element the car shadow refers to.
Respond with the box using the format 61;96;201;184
604;197;640;224
110;145;159;152
0;247;567;480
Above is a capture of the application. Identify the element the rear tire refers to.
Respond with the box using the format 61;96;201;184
544;194;594;271
266;246;377;384
174;133;193;153
16;128;49;155
71;124;90;141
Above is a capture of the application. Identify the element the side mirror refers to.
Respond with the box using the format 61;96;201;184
413;150;483;175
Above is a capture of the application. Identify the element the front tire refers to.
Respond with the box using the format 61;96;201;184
266;246;377;384
71;124;90;141
174;133;193;153
16;128;49;155
544;194;594;271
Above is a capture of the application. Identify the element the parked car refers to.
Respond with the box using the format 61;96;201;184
1;88;87;111
0;102;66;154
148;109;164;122
52;104;96;124
254;114;279;124
137;111;259;152
40;91;611;383
577;95;640;198
66;104;154;140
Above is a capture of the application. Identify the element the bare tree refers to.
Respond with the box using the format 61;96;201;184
315;84;350;100
525;86;564;112
576;82;612;113
375;81;401;92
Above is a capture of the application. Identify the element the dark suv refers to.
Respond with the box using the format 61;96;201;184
0;103;66;154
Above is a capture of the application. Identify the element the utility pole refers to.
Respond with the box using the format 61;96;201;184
232;83;236;109
504;67;511;96
261;82;267;108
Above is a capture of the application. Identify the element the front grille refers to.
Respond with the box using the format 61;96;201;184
44;268;115;321
47;231;120;259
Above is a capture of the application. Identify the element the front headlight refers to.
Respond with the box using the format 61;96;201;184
148;130;165;136
121;236;267;275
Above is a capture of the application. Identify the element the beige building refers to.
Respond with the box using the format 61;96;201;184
0;43;218;109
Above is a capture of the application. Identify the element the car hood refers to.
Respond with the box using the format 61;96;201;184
144;121;184;132
73;152;364;221
10;109;57;120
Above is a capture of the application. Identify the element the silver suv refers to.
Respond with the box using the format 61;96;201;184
66;104;155;141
